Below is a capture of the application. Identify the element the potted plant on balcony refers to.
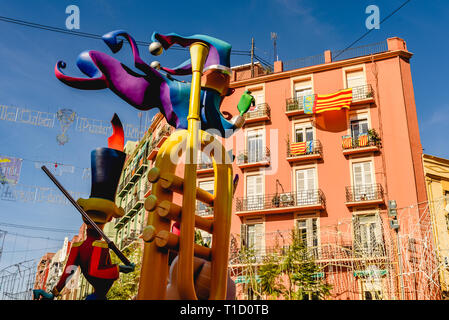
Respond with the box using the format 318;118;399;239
272;194;281;207
237;153;248;164
367;129;381;147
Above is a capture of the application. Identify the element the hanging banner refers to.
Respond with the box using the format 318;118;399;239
0;156;23;185
314;88;353;114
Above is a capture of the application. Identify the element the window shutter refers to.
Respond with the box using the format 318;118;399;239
363;162;373;185
346;70;365;88
240;224;248;248
255;223;264;255
353;215;362;254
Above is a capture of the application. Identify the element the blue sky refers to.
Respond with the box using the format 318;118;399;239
0;0;448;270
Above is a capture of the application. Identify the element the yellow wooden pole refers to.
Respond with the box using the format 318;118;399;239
178;42;209;300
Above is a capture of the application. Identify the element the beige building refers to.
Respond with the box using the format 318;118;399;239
423;154;449;297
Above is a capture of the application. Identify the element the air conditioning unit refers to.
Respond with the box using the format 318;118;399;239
280;193;294;205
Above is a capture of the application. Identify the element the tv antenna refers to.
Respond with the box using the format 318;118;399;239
271;32;278;62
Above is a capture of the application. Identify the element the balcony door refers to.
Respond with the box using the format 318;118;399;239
294;80;313;100
352;161;374;201
246;174;264;210
250;90;264;111
346;69;366;99
198;180;214;215
353;214;384;257
247;129;264;163
295;168;316;205
350;119;369;139
294;124;314;143
241;222;265;259
346;69;365;88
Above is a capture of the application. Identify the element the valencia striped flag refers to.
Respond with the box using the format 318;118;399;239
314;88;353;114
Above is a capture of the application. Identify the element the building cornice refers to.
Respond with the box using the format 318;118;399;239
230;50;413;88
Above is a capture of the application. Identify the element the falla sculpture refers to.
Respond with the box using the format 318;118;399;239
55;30;253;137
48;30;255;300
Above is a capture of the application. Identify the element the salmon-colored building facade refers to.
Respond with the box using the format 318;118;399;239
109;36;439;300
215;36;434;300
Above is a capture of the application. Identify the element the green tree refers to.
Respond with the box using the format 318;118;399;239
107;242;142;300
245;229;332;300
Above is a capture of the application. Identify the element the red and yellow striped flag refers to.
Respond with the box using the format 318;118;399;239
342;135;353;149
314;88;353;114
290;142;307;155
358;133;369;147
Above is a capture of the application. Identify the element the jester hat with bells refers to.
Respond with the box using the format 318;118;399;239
77;114;126;225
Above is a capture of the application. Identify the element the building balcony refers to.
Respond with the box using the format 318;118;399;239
197;162;214;175
243;103;271;124
235;189;325;217
342;132;381;156
118;173;134;197
345;184;384;207
285;96;311;117
130;157;148;182
197;203;214;218
143;181;152;198
350;84;375;105
147;124;172;161
285;85;375;117
115;211;131;228
237;148;271;169
130;191;145;213
286;140;323;163
120;230;140;250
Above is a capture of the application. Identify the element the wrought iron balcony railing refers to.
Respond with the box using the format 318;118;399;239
286;96;306;113
342;132;381;151
243;103;271;121
350;84;374;102
196;203;214;217
286;84;374;113
197;162;214;170
287;140;322;158
235;189;325;212
237;147;270;165
345;184;384;203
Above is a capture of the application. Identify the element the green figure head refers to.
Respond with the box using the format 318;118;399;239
237;90;255;116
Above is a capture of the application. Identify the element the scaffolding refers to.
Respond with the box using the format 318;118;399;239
0;259;37;300
229;198;444;300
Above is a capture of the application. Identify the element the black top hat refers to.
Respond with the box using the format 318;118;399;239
89;147;126;201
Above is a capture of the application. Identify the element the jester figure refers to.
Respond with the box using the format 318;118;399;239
55;31;254;137
33;114;135;300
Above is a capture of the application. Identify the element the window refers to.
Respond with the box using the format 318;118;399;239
249;90;264;111
294;123;314;143
352;161;374;201
296;168;317;205
247;129;264;162
346;69;365;88
241;222;265;259
197;180;214;215
361;277;383;300
294;80;313;100
353;214;384;256
350;118;369;139
246;174;264;210
297;218;319;257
